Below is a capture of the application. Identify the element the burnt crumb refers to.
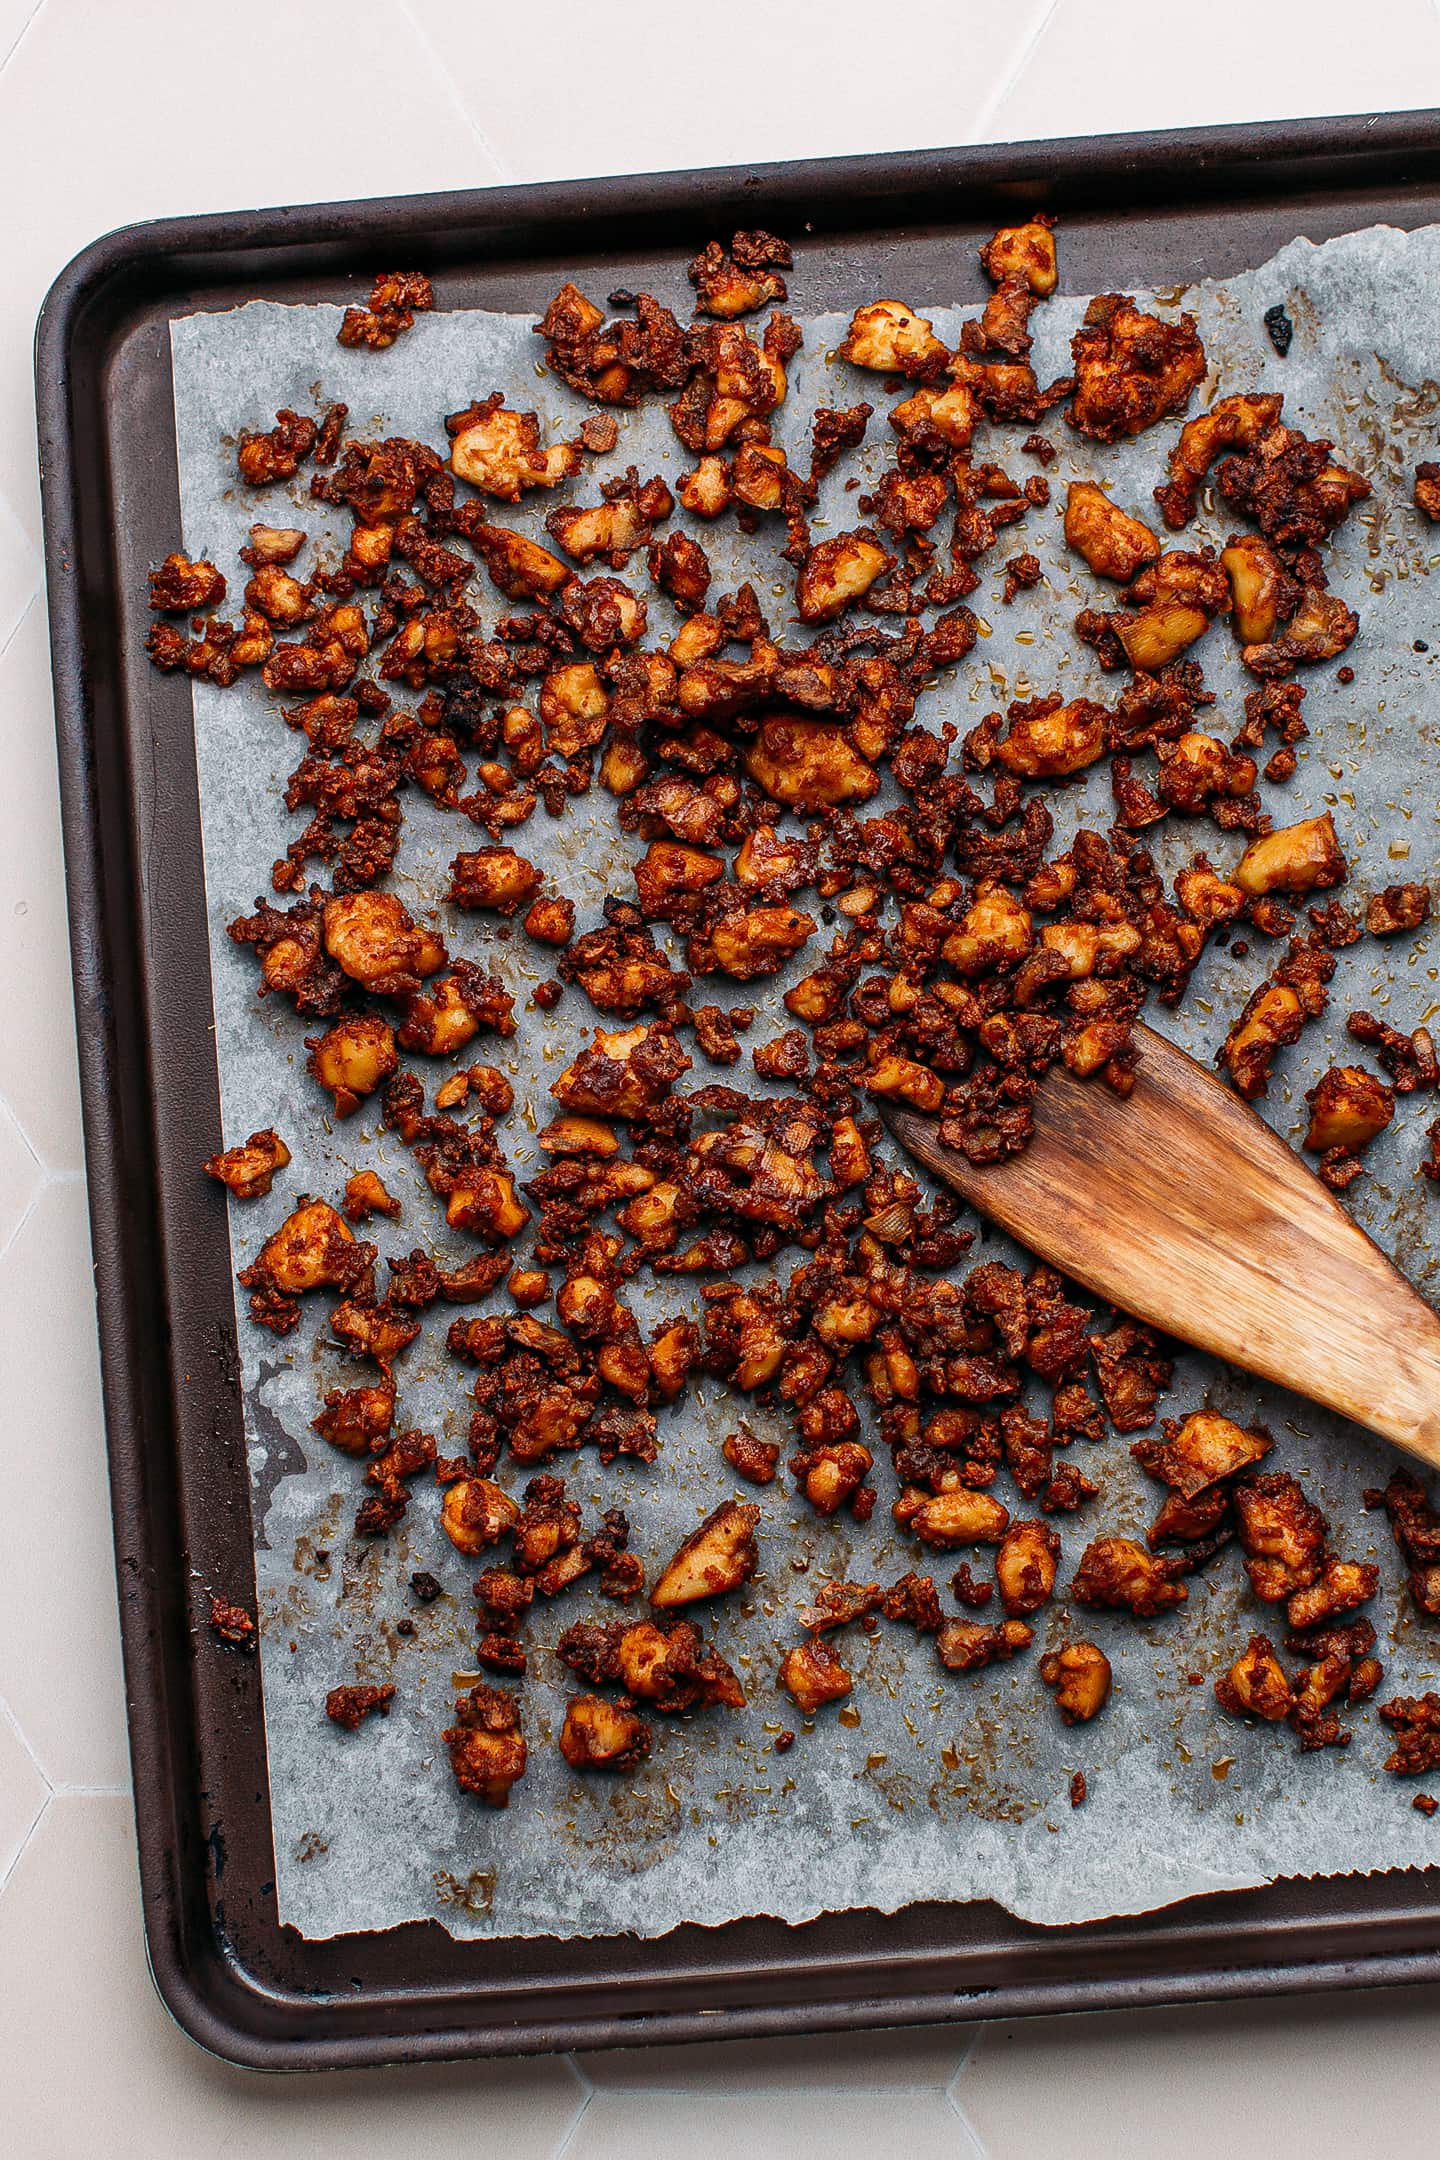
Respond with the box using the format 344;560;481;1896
326;1683;396;1730
580;413;620;454
209;1595;256;1651
1069;1770;1087;1808
775;1729;796;1753
410;1570;444;1603
1263;303;1294;357
1415;1793;1438;1817
395;1617;416;1637
1380;1694;1440;1777
951;1563;994;1609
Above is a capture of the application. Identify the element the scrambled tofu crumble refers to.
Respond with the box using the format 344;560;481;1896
161;226;1437;1812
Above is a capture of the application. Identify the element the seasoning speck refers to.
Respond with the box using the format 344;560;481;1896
1263;302;1294;356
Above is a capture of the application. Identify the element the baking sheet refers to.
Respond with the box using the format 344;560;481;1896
169;219;1440;1942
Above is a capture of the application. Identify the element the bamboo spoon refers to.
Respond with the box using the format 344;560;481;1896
881;1020;1440;1473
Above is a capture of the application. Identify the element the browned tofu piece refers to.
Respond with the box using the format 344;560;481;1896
892;1487;1010;1549
1233;1473;1327;1602
981;220;1058;297
1154;392;1283;527
447;846;544;916
935;1617;1032;1671
1304;1065;1395;1156
539;661;611;757
992;697;1108;778
149;551;226;611
552;1024;692;1121
744;716;879;810
651;1501;761;1608
1064;482;1161;581
1069;293;1206;441
325;1684;395;1732
340;1170;400;1223
941;884;1034;975
1131;1410;1271;1500
204;1128;290;1200
1215;1633;1293;1721
795;532;892;623
1234;813;1346;898
1366;883;1431;938
1286;1559;1379;1632
323;891;445;994
242;1199;365;1298
443;1684;527;1807
1221;533;1288;645
305;1015;397;1117
1039;1641;1112;1722
447;395;581;499
697;905;816;981
995;1520;1061;1617
863;1053;946;1115
559;1695;652;1772
839;300;948;377
1071;1536;1187;1617
780;1638;853;1714
440;1477;520;1556
313;1378;395;1455
1223;981;1307;1101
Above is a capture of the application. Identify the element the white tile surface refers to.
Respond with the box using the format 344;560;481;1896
565;2085;983;2160
0;599;84;1171
986;0;1440;142
0;0;503;547
0;1795;590;2160
3;0;1440;2151
0;1091;43;1257
0;1177;129;1789
955;1990;1440;2159
0;1704;47;1886
0;484;38;655
0;0;39;72
410;0;1058;178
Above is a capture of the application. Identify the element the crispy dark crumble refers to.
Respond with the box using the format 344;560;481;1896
325;1683;396;1730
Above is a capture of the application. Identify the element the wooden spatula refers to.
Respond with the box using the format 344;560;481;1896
881;1020;1440;1473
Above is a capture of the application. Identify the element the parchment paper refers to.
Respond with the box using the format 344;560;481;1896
169;220;1440;1942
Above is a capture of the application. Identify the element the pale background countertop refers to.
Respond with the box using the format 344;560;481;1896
3;2;1439;2153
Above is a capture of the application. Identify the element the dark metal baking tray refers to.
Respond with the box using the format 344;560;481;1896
35;111;1440;2069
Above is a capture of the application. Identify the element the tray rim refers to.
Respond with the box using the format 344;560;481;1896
34;106;1440;2070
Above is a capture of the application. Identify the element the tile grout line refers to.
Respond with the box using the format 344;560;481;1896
0;587;40;673
549;2075;593;2158
393;0;515;185
0;1184;45;1273
944;2026;992;2157
0;1084;48;1179
0;0;47;83
969;0;1063;143
570;2075;956;2099
0;1788;50;1901
0;1690;54;1799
